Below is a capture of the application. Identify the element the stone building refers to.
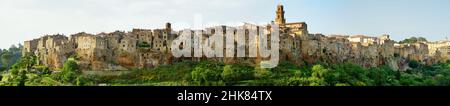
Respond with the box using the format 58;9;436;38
24;34;73;68
394;43;429;62
348;35;379;45
427;40;450;56
434;46;450;62
152;23;175;53
22;3;442;71
22;39;39;56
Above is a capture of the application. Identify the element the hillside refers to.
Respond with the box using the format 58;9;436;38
1;54;449;86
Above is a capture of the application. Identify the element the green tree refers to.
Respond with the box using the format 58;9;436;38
1;51;12;69
399;37;427;44
436;75;450;86
417;37;427;42
254;66;271;79
221;65;237;85
325;62;372;86
191;68;220;85
190;61;222;85
399;73;421;86
221;64;255;85
308;65;328;86
0;54;37;86
7;45;23;66
367;66;398;86
409;60;420;69
16;70;27;86
60;59;80;83
76;77;87;86
311;65;328;78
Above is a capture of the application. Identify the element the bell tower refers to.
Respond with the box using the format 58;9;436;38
275;3;286;25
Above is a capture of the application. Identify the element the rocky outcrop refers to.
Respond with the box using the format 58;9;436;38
21;4;448;71
22;23;175;71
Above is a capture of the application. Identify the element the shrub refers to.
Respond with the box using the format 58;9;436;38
221;65;254;85
254;66;271;80
409;60;420;69
191;61;223;85
59;59;80;83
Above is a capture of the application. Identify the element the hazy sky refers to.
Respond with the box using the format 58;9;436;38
0;0;449;49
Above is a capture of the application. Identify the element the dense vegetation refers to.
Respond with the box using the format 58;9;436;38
0;45;22;72
0;43;449;86
398;37;428;44
2;51;449;86
0;53;89;86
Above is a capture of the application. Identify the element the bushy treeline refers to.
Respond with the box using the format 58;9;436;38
89;60;450;86
0;45;22;72
0;54;88;86
1;54;450;86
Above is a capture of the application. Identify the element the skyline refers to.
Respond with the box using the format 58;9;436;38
1;0;449;49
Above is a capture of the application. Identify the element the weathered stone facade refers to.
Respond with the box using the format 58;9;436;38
22;4;447;71
23;24;174;71
27;35;74;69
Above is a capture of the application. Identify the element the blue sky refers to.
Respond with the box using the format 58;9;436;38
0;0;449;49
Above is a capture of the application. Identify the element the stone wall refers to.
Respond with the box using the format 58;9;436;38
22;22;443;71
21;3;448;72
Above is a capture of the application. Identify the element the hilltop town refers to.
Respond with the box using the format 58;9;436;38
22;4;450;72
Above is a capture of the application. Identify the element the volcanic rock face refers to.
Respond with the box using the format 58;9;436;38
22;25;175;71
22;20;436;71
21;4;446;71
21;23;438;71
